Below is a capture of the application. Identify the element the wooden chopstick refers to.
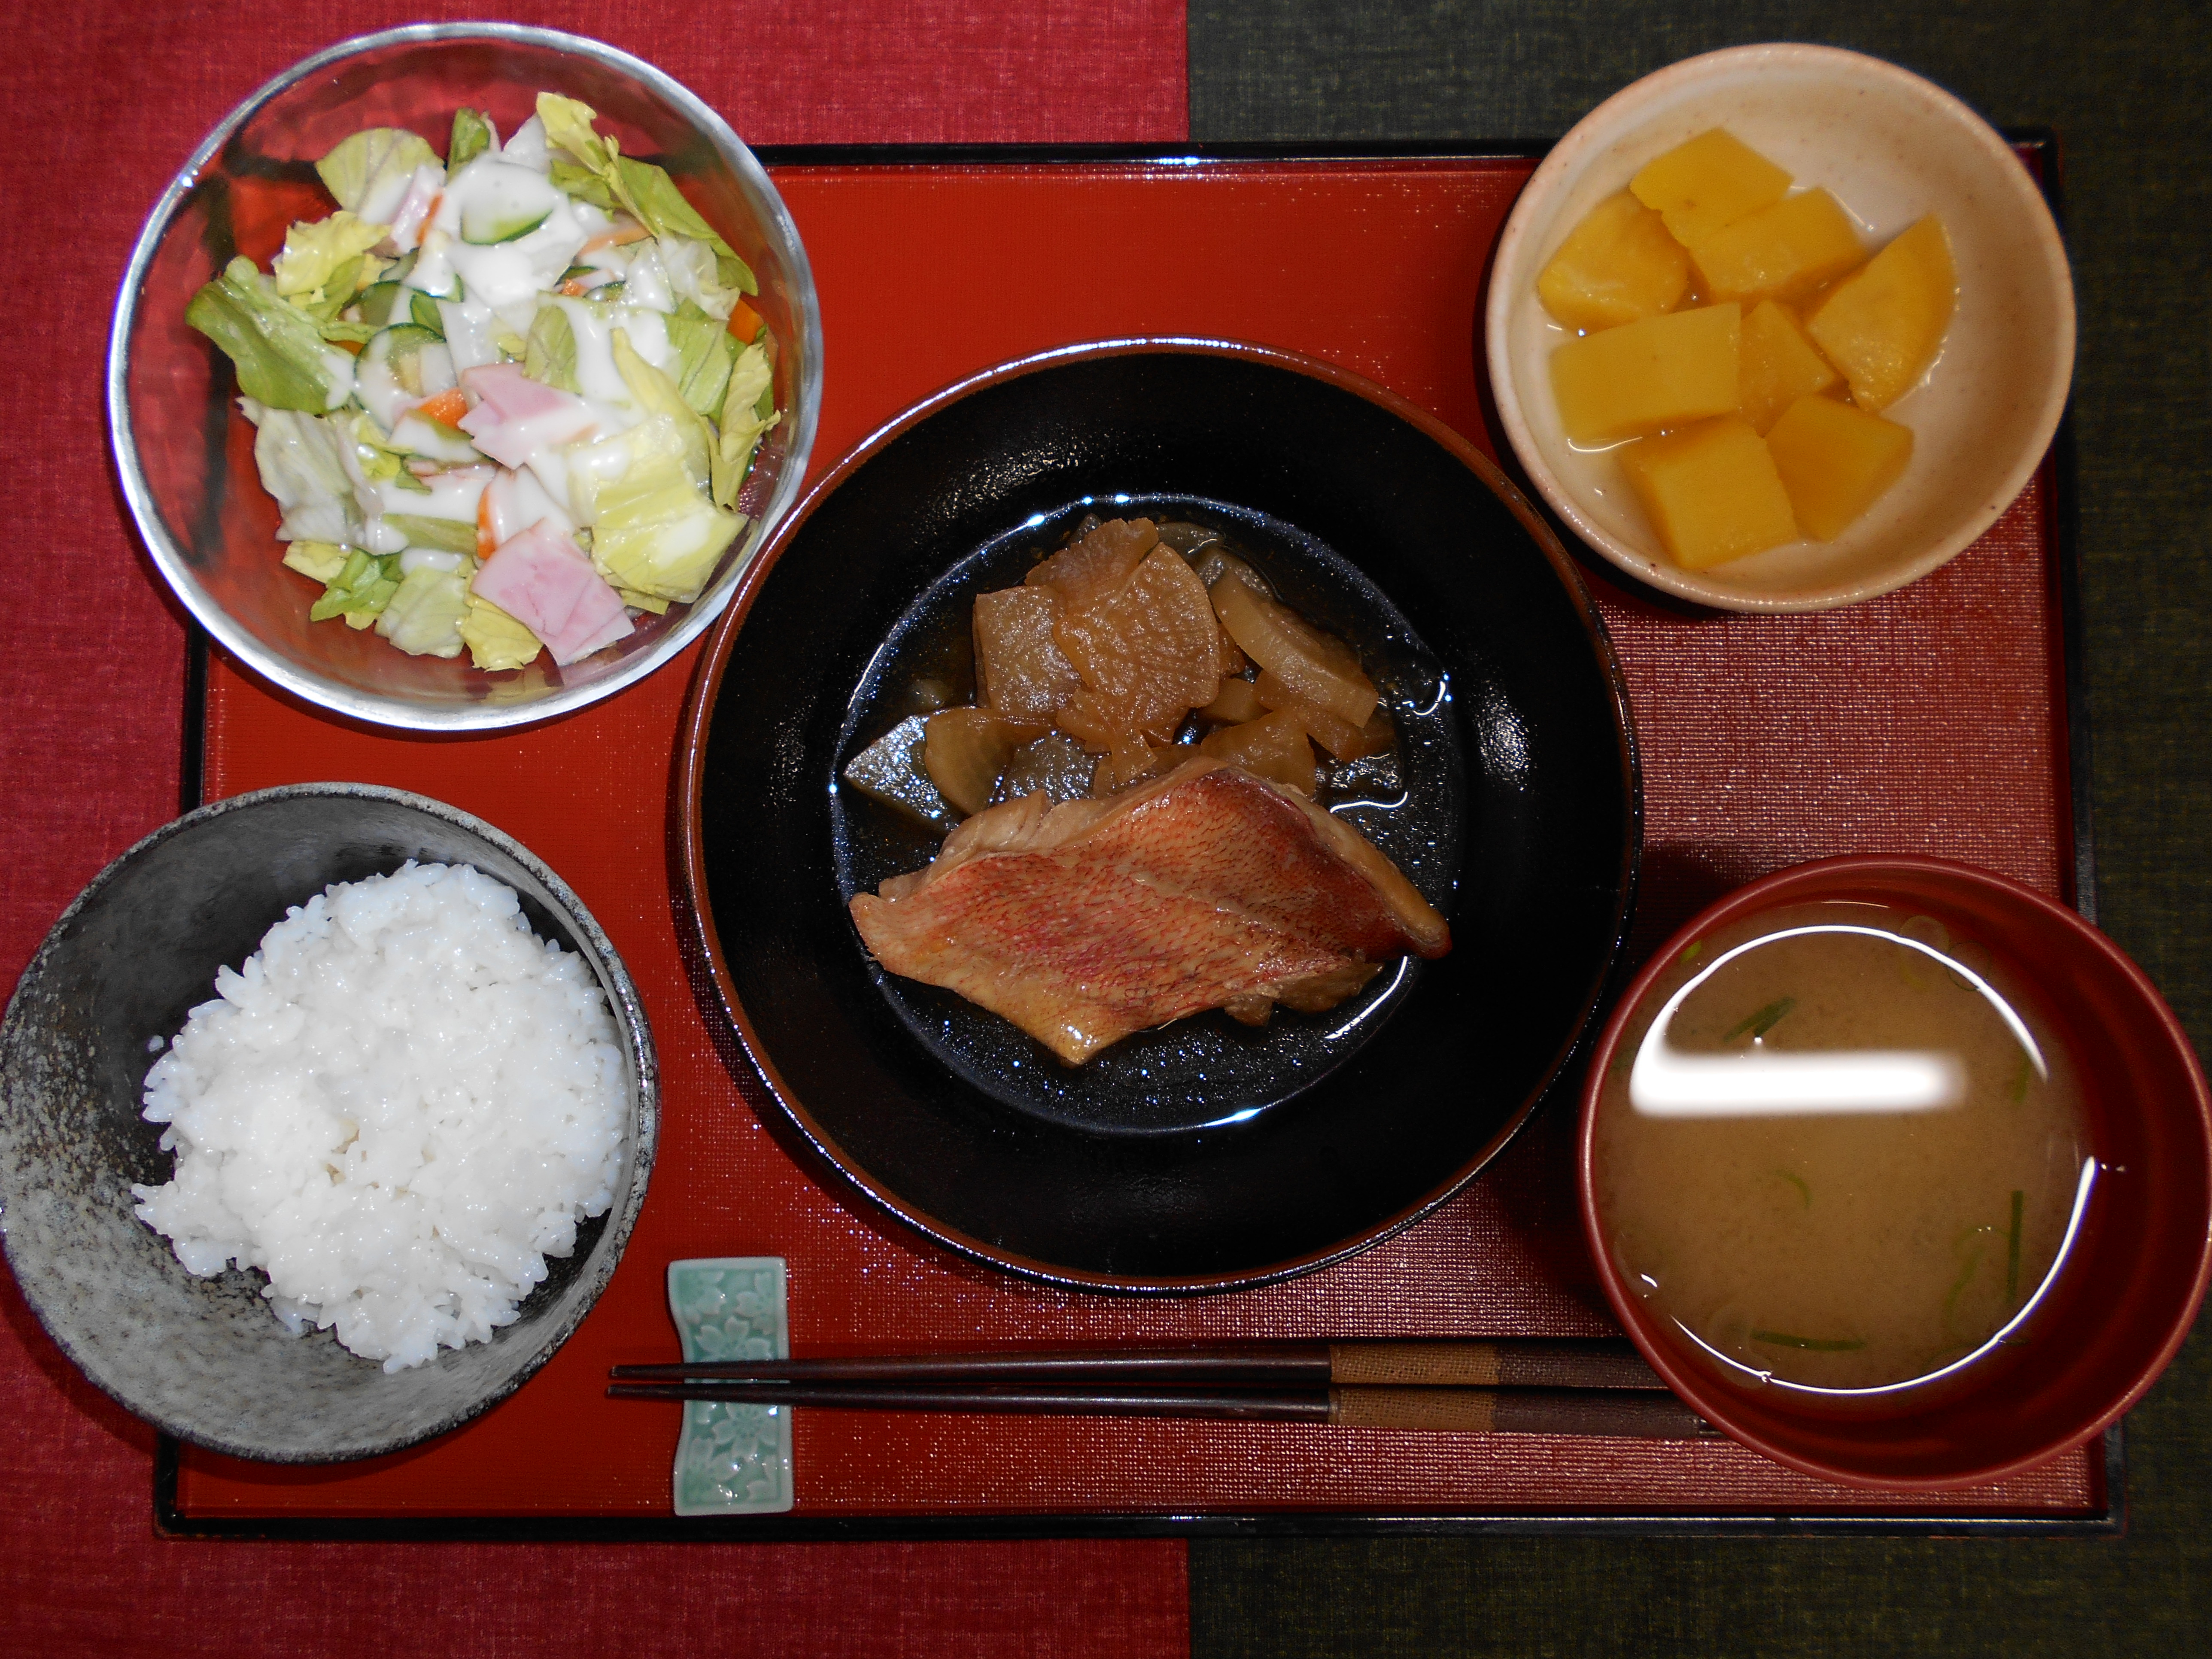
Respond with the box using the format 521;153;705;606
602;1380;1715;1440
608;1339;1666;1392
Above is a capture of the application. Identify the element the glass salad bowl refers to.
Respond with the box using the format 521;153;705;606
108;24;822;731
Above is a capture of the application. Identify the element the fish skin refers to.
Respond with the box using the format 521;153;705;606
849;757;1450;1064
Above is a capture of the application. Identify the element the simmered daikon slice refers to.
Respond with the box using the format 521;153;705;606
1025;517;1158;611
1054;546;1224;745
1210;573;1378;728
924;708;1049;817
1197;710;1317;796
974;586;1082;722
1254;672;1392;760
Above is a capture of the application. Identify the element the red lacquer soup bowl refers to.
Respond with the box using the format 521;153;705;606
1579;854;2212;1489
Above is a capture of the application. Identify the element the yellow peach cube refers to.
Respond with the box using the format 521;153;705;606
1536;191;1692;331
1739;300;1841;434
1764;393;1914;540
1629;130;1793;248
1805;216;1957;411
1549;304;1742;445
1618;415;1799;569
1689;189;1866;304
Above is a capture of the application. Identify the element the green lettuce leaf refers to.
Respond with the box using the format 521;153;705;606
664;300;737;417
653;232;741;321
375;562;472;657
537;93;613;172
534;91;756;295
309;549;403;623
588;418;744;605
316;128;441;215
186;258;356;411
383;513;479;555
612;158;756;294
611;329;711;490
273;211;389;300
346;413;429;492
447;107;494;171
548;158;617;211
312;311;380;346
711;340;779;510
524;304;580;393
459;592;543;671
280;540;349;583
242;402;373;547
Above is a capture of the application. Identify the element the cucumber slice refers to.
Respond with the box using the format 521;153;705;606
351;281;408;328
458;162;563;245
390;412;484;465
408;291;445;336
357;324;447;429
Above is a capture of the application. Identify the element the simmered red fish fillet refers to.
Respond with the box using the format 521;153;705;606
848;757;1450;1063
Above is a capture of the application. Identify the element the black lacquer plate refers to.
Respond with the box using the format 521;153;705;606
678;340;1640;1291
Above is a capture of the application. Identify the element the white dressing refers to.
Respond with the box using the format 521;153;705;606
410;155;591;322
484;466;575;545
555;299;674;411
437;298;501;373
501;114;551;173
380;163;447;253
620;245;677;313
377;466;489;523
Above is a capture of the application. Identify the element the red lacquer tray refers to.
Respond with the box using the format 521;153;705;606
162;146;2113;1537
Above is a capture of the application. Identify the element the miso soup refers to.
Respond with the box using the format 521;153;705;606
1593;901;2093;1400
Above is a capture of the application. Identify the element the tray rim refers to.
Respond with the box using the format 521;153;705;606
157;134;2112;1540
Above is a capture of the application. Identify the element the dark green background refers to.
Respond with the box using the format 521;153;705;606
1185;3;2210;1652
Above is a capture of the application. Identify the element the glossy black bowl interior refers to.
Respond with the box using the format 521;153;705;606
831;493;1467;1136
687;342;1638;1289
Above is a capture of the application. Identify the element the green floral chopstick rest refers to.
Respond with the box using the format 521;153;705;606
667;1257;793;1515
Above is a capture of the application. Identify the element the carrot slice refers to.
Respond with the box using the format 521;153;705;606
727;298;763;341
475;489;498;560
415;388;468;428
578;221;652;255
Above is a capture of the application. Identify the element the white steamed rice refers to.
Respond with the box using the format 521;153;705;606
133;860;628;1372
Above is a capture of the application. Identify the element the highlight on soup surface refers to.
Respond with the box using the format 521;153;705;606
1591;899;2094;1402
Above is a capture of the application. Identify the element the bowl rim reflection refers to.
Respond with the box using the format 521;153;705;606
1483;41;2077;614
1577;852;2212;1489
106;22;823;732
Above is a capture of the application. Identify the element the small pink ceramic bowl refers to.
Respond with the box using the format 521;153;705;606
1486;45;2075;612
1578;856;2212;1489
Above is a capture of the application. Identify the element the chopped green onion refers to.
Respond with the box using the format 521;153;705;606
2008;1054;2032;1105
1943;1240;1988;1330
1750;1330;1866;1352
1725;996;1796;1042
1680;940;1704;964
2006;1188;2024;1302
1773;1169;1811;1209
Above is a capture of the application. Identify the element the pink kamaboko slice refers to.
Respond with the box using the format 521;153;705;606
470;519;633;666
457;364;599;469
